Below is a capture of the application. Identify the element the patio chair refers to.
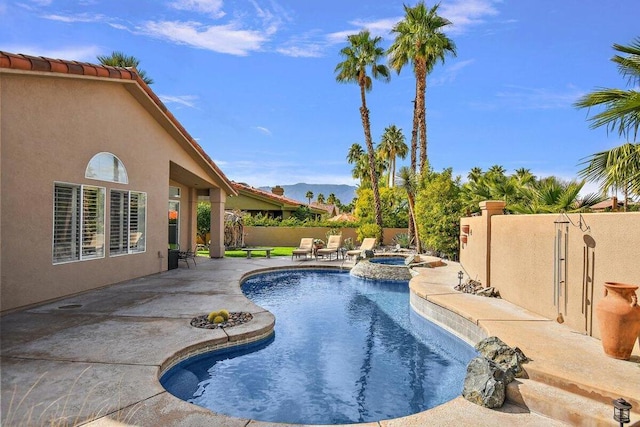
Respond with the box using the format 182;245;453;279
178;245;197;268
346;237;377;260
316;235;342;260
292;238;314;260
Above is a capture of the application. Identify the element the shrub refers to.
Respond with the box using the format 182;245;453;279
218;309;230;321
207;311;219;322
213;315;225;324
343;237;355;251
393;233;411;249
357;223;381;242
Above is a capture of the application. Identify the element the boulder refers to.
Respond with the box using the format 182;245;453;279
462;357;506;408
475;336;529;381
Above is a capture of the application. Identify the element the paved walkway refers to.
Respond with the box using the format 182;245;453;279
1;257;638;426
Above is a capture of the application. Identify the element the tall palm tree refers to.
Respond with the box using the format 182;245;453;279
347;143;365;165
578;143;640;210
336;30;391;239
388;2;456;173
305;191;314;205
97;51;154;85
317;193;326;204
378;125;408;187
327;193;337;205
396;166;421;253
574;38;640;141
575;38;640;209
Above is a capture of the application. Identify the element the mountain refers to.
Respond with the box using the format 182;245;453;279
259;183;357;205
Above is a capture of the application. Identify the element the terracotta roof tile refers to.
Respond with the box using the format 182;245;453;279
0;51;236;196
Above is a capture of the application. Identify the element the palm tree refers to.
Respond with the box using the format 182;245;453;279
396;166;421;253
97;51;154;85
578;143;640;210
317;193;326;204
336;30;391;240
305;191;314;205
575;38;640;210
327;193;337;206
388;2;456;173
574;38;640;141
378;125;408;187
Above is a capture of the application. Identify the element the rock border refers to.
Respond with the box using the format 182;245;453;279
190;312;253;329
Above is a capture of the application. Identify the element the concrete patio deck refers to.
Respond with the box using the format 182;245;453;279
1;256;638;426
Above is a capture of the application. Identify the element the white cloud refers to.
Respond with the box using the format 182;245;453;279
494;84;583;110
431;59;475;86
256;126;272;136
139;20;267;55
159;94;199;108
169;0;225;18
2;44;102;61
41;12;107;23
326;17;400;45
440;0;500;34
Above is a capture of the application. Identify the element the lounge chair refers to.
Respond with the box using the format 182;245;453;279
346;237;377;260
315;235;342;260
292;238;314;260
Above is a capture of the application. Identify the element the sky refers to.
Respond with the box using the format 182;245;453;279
1;0;638;194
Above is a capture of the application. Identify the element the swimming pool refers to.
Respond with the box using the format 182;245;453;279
369;256;406;265
161;270;476;424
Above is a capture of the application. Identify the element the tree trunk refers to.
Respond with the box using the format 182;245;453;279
411;87;419;173
408;196;421;253
416;61;428;174
359;83;384;242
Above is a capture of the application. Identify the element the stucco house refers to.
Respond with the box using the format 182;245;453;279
0;52;237;312
226;182;326;220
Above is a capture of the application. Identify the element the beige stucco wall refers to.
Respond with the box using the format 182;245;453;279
462;209;640;341
244;226;407;247
0;72;226;312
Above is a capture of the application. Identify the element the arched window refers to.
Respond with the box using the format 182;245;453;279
85;152;128;184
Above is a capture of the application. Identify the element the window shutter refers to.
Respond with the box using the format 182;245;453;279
53;184;80;263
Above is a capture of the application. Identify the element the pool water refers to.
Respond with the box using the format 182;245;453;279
369;256;406;265
160;270;476;425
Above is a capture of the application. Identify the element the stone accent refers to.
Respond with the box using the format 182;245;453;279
462;357;506;408
462;336;529;408
350;259;412;281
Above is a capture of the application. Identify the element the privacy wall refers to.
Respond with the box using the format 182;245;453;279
460;201;640;344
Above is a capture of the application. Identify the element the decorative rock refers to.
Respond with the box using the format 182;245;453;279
404;254;420;265
475;336;529;381
362;249;375;259
190;312;253;329
349;259;412;281
462;356;506;408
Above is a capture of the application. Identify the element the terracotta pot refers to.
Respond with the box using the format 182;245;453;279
595;282;640;360
461;224;470;234
460;235;468;244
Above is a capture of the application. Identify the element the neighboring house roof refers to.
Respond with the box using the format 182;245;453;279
591;197;624;211
310;202;339;216
231;182;326;214
0;51;237;196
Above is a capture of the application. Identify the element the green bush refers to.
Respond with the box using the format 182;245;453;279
218;309;230;321
357;223;381;242
343;237;355;251
207;311;219;322
213;315;225;324
393;233;411;249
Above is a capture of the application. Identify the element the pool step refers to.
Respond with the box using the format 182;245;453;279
506;378;639;426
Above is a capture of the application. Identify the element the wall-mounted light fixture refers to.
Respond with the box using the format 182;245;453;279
458;271;464;286
462;224;470;234
461;235;468;244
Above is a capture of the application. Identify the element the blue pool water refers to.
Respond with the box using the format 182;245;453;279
369;256;406;265
161;270;476;424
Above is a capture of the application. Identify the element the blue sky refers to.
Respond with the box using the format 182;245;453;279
1;0;638;194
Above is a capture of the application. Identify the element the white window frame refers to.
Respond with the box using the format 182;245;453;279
85;152;129;184
52;182;105;264
109;190;147;256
